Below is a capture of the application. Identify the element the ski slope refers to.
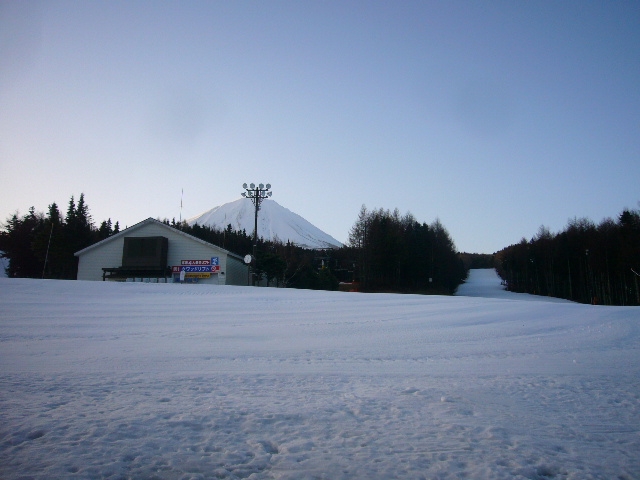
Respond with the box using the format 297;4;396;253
1;270;639;479
456;268;575;303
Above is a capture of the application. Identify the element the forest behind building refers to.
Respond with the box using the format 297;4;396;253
2;194;638;304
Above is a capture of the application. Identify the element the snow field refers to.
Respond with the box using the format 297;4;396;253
1;270;639;479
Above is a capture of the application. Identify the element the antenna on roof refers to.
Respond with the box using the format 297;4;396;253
179;188;184;223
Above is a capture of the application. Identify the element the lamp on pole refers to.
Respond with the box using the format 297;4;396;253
241;183;272;285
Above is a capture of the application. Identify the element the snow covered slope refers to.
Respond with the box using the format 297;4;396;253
1;272;639;479
456;268;574;302
187;198;342;249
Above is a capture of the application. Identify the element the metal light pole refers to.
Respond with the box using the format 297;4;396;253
241;183;272;285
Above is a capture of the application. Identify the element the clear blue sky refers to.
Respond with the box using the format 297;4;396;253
2;1;638;253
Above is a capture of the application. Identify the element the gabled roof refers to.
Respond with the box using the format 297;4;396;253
74;217;244;260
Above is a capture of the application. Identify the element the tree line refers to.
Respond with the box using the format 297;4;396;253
8;194;638;303
495;209;640;305
0;194;119;279
0;193;340;290
178;210;466;294
344;205;466;294
2;195;468;294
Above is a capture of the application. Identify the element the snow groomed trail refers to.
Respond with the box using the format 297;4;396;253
1;270;639;479
455;268;575;302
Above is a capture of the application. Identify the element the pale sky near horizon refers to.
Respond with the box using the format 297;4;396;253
1;1;638;253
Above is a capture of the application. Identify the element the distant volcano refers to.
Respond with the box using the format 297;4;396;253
187;198;342;249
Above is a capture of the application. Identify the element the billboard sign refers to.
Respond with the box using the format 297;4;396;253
172;265;217;273
172;258;220;274
180;258;219;266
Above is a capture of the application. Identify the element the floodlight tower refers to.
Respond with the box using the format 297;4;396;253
242;183;272;245
241;183;272;285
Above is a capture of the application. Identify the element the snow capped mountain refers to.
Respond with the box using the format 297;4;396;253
187;198;342;249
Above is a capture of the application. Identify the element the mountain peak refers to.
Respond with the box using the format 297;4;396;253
187;198;342;249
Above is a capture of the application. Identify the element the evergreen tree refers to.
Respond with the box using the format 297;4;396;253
345;206;465;294
33;203;65;278
0;208;45;277
495;208;640;305
1;194;121;279
98;219;113;240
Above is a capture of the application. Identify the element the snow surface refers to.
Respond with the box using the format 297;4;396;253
187;198;342;249
456;268;575;303
1;270;639;479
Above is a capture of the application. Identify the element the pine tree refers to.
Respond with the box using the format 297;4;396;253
0;208;45;277
98;219;113;240
346;206;465;293
33;203;65;278
1;194;121;279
